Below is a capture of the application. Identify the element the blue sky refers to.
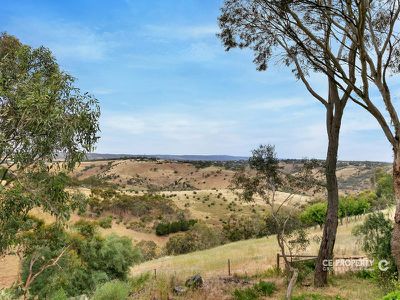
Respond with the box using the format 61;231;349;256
1;0;396;161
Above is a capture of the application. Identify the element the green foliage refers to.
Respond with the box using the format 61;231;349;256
165;223;223;255
353;212;397;290
92;280;130;300
300;202;327;227
223;214;267;241
0;33;100;171
233;281;276;300
155;218;197;236
98;216;113;229
253;281;276;296
375;170;395;207
49;289;68;300
301;193;374;227
381;290;400;300
355;269;374;279
21;222;141;299
0;33;99;256
353;212;393;260
0;172;88;254
339;195;370;217
233;288;259;300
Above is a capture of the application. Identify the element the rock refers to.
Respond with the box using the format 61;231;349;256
185;274;203;289
173;285;188;295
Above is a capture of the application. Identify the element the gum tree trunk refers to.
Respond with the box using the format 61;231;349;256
314;81;343;287
392;147;400;271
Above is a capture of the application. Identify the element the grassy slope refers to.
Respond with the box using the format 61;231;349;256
131;209;395;279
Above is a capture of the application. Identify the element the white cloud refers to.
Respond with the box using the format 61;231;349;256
9;18;116;61
101;111;237;141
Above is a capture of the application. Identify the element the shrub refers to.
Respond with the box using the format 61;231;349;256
253;281;276;296
98;216;113;229
353;212;393;260
223;214;267;241
49;289;68;300
300;202;326;228
233;287;259;300
381;290;400;300
233;281;276;300
353;212;397;291
92;280;130;300
155;219;197;236
21;223;141;298
339;195;370;217
375;170;394;207
165;223;223;255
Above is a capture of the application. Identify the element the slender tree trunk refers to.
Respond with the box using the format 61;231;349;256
314;81;342;287
391;146;400;272
286;268;299;300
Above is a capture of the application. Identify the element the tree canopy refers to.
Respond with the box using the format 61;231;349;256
0;33;100;255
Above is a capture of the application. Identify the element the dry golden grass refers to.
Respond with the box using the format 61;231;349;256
130;216;371;279
131;271;384;300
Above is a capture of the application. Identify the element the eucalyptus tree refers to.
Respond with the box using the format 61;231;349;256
0;33;100;255
232;145;322;299
270;0;400;276
218;0;357;286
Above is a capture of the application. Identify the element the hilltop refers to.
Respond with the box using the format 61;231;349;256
72;157;391;193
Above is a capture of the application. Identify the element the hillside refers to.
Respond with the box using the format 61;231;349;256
72;158;391;193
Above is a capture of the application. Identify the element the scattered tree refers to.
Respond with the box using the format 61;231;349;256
231;145;321;299
218;0;358;286
0;33;100;256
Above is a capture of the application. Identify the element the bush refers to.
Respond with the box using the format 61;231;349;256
375;170;394;207
339;195;370;217
165;223;223;255
253;281;276;296
223;214;267;241
353;212;397;291
155;219;197;236
301;193;375;227
233;287;259;300
233;281;276;300
21;223;142;298
49;289;68;300
353;212;393;260
92;280;130;300
98;216;113;229
381;290;400;300
300;202;326;228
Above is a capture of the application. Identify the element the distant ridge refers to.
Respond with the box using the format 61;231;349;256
84;153;249;161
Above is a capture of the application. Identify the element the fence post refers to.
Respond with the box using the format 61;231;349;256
228;259;231;276
276;253;280;270
154;268;157;279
